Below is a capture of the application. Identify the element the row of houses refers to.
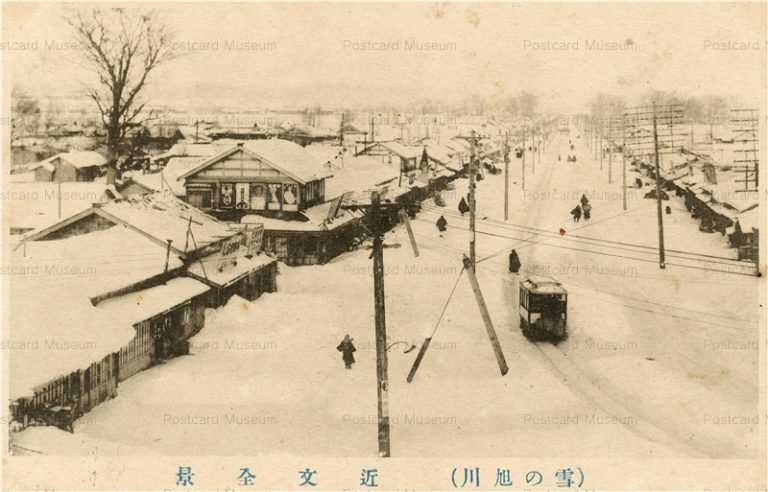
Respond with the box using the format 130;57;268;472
7;115;509;434
9;192;279;431
630;148;759;263
126;135;478;265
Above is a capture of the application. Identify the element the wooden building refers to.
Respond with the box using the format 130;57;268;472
97;277;212;380
27;151;107;182
243;199;365;266
179;140;333;221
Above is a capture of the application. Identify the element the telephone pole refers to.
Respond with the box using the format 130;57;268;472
608;117;613;184
652;104;666;269
599;118;604;170
623;103;682;269
465;129;508;376
468;130;477;264
621;114;627;211
504;131;510;221
521;124;527;191
370;191;391;457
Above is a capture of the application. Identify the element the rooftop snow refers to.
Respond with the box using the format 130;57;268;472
95;277;210;326
8;273;136;401
11;225;184;300
241;200;364;232
5;182;120;235
181;140;334;184
98;193;238;255
187;247;277;287
27;151;107;170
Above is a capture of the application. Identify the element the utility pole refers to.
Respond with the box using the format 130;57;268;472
599;118;603;170
608;118;613;184
521;124;527;191
468;130;477;264
463;255;509;376
504;131;510;221
370;191;391;457
464;130;508;376
621;114;627;211
531;127;536;175
652;104;666;269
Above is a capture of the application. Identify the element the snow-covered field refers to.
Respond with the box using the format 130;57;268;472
14;131;760;459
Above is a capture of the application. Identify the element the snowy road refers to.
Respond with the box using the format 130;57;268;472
19;130;760;459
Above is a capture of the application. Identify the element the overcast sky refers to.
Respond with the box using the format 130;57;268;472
3;2;766;113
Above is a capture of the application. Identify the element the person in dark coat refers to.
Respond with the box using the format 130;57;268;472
337;334;356;369
582;202;592;220
508;249;521;273
458;197;470;215
665;205;672;215
580;194;589;207
436;215;448;236
571;205;582;222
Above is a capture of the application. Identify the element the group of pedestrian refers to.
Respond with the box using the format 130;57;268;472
570;194;592;222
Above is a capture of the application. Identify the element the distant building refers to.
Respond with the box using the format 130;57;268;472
26;151;107;182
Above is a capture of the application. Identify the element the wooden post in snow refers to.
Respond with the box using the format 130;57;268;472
463;255;509;376
652;103;666;269
370;191;391;457
400;209;419;257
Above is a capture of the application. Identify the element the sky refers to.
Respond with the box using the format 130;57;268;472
2;2;766;114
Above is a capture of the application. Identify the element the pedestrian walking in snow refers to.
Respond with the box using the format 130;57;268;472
582;202;592;220
458;197;470;216
436;215;448;236
508;249;521;273
580;194;589;207
571;205;582;222
337;334;357;369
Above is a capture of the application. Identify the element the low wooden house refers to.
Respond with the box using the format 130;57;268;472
356;141;421;174
242;199;365;266
96;277;212;380
27;151;107;182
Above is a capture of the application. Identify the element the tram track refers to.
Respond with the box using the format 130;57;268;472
499;136;756;459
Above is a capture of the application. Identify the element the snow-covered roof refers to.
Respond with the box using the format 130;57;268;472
12;225;185;301
5;182;120;235
241;200;364;232
8;272;136;401
187;247;277;288
376;141;422;160
180;140;333;184
97;193;237;255
522;275;567;295
324;153;400;199
155;141;235;161
736;206;760;231
95;277;210;326
28;151;107;170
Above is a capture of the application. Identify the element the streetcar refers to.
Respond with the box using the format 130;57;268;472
519;276;568;343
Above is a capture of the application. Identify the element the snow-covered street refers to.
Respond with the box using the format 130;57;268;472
18;130;756;460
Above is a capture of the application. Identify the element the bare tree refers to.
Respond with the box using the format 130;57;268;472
67;8;176;181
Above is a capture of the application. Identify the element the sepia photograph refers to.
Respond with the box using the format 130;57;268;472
1;2;765;490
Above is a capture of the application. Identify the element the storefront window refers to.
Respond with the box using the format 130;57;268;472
220;183;235;208
250;184;266;210
283;183;298;211
267;183;282;210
